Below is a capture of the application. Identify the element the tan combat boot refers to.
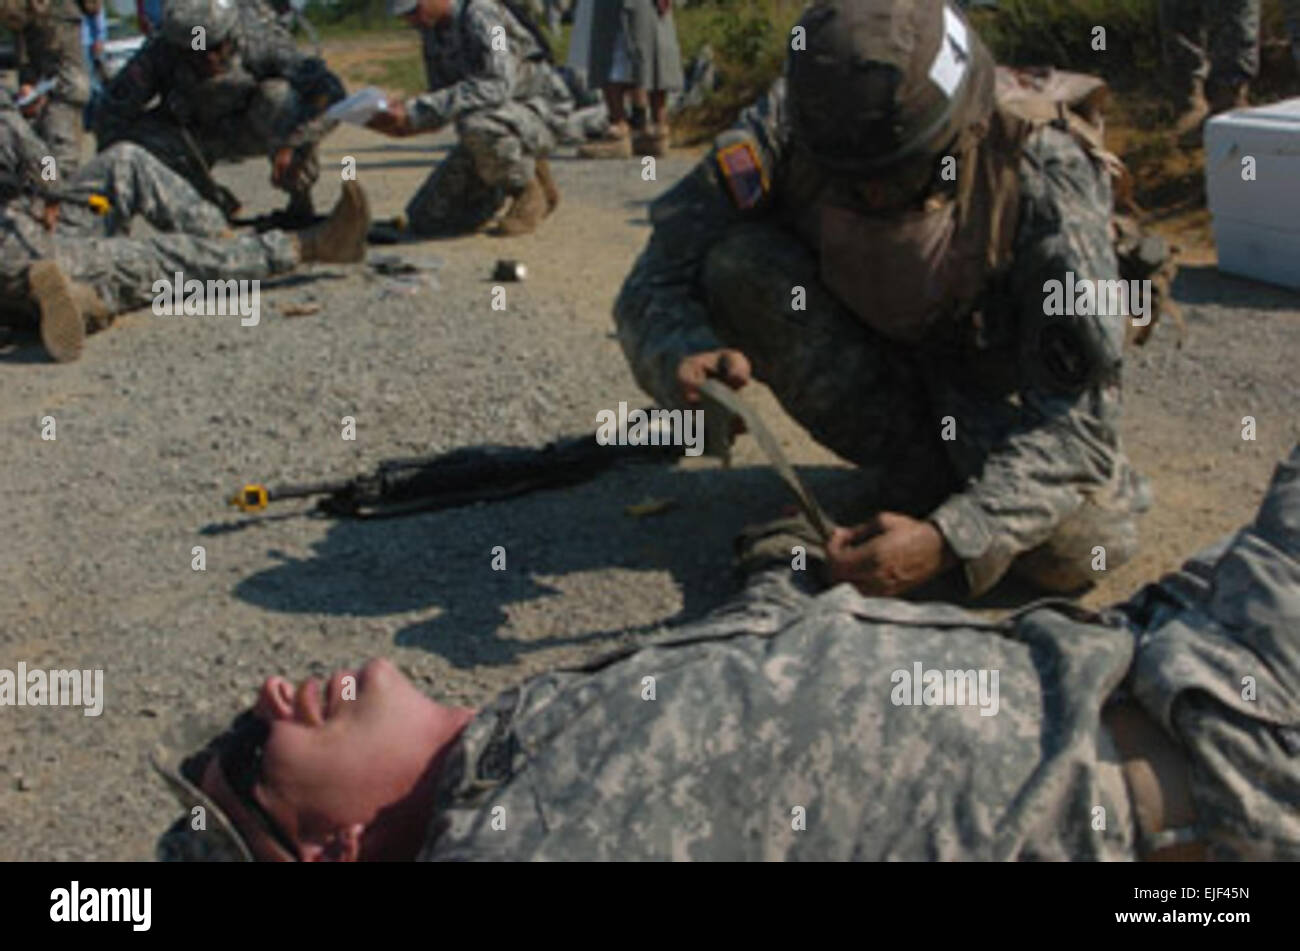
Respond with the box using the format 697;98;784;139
535;156;560;215
493;177;548;237
632;125;670;157
29;260;109;363
295;181;371;264
577;126;633;160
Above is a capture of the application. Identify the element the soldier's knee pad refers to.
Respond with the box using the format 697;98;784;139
1011;505;1140;593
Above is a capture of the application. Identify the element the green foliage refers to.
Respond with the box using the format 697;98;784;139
672;0;803;143
672;0;1292;139
968;0;1161;80
307;0;406;36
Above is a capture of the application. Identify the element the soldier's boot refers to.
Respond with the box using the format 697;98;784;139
1172;78;1210;137
493;178;548;237
29;261;109;363
535;157;560;215
632;125;670;157
576;126;633;160
295;181;371;264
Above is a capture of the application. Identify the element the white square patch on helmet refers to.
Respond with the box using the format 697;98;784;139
929;4;971;100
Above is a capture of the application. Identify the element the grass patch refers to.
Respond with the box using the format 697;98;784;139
669;0;805;144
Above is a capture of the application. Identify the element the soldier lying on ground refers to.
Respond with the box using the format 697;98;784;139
155;445;1300;862
1;90;371;362
615;0;1154;600
92;0;345;221
365;0;573;237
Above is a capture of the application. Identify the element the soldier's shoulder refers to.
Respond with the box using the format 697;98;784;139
463;0;506;36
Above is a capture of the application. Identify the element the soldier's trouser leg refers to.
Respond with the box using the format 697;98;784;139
59;143;230;239
1207;0;1260;88
99;113;216;199
1008;497;1142;593
1160;0;1210;90
405;143;504;237
35;100;86;179
699;222;957;516
1287;0;1300;63
458;102;557;192
49;229;298;315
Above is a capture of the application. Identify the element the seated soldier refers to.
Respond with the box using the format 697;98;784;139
365;0;573;237
93;0;346;221
2;89;371;362
155;446;1300;862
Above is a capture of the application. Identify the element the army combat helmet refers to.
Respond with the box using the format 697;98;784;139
787;0;996;175
162;0;241;49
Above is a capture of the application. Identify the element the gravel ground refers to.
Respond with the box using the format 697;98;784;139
1;104;1297;861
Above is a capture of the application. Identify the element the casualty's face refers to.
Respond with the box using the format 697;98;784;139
199;658;454;860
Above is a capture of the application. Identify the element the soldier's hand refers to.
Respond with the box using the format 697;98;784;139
676;349;752;403
17;84;47;119
271;147;303;188
826;513;956;597
367;101;413;137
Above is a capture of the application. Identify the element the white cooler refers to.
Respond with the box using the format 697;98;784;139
1205;98;1300;291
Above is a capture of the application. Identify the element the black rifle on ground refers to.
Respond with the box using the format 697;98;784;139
227;417;684;519
174;124;241;220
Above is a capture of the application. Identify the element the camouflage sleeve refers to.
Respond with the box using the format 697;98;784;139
94;40;165;142
929;125;1130;595
405;3;516;132
270;58;346;152
18;0;90;107
237;7;345;151
613;80;789;407
0;107;56;185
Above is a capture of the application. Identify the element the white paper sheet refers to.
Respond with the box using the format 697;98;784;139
325;87;390;125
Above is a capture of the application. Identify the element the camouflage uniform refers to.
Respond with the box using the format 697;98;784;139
12;0;90;177
403;0;572;236
1159;0;1261;94
2;104;297;319
92;0;344;213
614;77;1149;598
1287;0;1300;64
422;446;1300;862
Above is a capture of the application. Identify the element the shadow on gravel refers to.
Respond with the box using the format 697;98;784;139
1173;265;1300;312
354;159;447;172
230;465;812;667
0;333;53;363
329;144;449;155
228;461;1053;668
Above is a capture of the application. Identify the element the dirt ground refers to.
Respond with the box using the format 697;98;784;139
0;36;1297;860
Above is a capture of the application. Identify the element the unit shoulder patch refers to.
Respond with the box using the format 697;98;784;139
716;137;769;211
